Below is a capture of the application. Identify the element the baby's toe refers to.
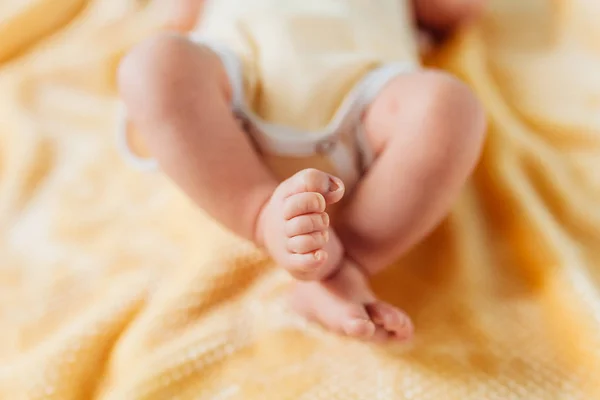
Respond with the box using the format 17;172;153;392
290;280;378;340
282;214;340;281
287;231;329;255
275;168;345;205
285;213;330;237
324;303;377;340
370;326;394;342
366;302;414;341
283;192;326;220
342;318;376;339
286;251;329;280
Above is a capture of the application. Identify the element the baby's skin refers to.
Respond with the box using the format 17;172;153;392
257;169;415;339
119;0;487;342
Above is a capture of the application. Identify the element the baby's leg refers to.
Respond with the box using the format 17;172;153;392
339;70;486;272
118;35;344;279
291;71;486;341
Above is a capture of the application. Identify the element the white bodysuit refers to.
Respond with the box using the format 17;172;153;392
119;0;421;188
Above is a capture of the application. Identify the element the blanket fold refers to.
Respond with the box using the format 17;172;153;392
1;0;599;398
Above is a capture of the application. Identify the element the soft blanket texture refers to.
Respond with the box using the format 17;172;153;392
1;0;599;398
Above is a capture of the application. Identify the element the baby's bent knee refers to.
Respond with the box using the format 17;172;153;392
118;34;186;96
117;34;224;111
420;71;486;146
420;72;480;110
420;72;487;180
378;70;486;177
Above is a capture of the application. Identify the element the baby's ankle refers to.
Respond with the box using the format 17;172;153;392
252;195;273;248
305;230;346;281
324;256;364;282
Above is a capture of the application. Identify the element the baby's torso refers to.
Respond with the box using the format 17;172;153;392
193;0;419;131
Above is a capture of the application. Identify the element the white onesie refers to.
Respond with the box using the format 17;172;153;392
119;0;421;188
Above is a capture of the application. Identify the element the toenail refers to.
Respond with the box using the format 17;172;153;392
328;176;342;192
399;315;414;332
344;319;375;338
398;315;407;327
314;250;326;261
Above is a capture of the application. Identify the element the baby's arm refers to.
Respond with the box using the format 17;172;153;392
412;0;485;33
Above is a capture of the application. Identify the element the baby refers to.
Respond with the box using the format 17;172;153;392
118;0;486;342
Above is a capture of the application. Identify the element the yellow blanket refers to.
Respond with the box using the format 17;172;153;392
1;0;599;398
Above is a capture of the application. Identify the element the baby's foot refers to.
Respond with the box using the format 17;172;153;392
290;260;414;341
257;169;346;280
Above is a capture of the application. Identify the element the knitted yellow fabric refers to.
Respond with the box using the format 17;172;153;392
1;0;599;398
